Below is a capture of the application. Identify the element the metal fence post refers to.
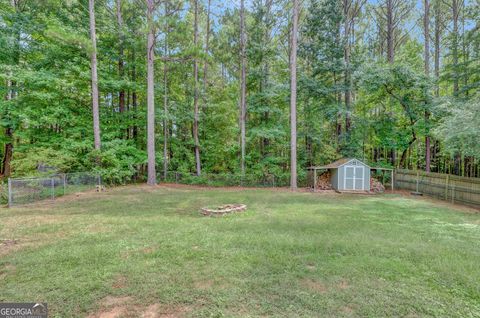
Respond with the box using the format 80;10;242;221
273;175;276;188
8;178;12;207
51;177;55;200
451;184;455;204
391;170;394;191
445;174;449;200
415;177;419;193
63;173;66;195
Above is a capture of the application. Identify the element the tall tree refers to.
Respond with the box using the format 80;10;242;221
202;0;211;109
450;0;462;174
1;80;13;177
89;0;101;151
116;0;125;114
240;0;247;175
300;0;344;162
374;0;415;63
343;0;365;141
1;0;18;178
290;0;298;190
433;0;442;98
386;0;394;63
192;0;201;176
373;0;414;166
146;0;156;185
451;0;460;96
163;1;169;180
424;0;431;172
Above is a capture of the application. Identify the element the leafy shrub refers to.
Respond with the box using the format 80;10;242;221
0;181;7;205
11;147;77;176
88;140;146;184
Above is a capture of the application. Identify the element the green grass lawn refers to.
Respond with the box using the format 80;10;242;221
1;185;479;317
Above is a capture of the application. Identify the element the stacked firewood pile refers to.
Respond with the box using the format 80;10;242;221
315;172;333;190
370;178;385;193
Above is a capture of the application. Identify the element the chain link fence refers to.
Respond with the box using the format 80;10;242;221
7;172;101;207
158;171;305;188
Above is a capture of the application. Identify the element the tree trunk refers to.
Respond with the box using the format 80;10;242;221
451;0;461;174
163;1;169;180
132;48;138;142
192;0;201;176
240;0;247;175
386;0;395;166
461;1;468;96
434;0;440;98
89;0;101;151
343;0;352;137
1;127;13;177
1;0;17;178
424;0;431;172
452;0;459;96
146;0;156;185
202;0;211;112
262;0;273;158
116;0;125;114
386;0;394;63
290;0;299;190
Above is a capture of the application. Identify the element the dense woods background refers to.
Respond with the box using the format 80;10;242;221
1;0;479;184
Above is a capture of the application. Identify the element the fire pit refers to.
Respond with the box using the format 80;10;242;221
200;204;247;216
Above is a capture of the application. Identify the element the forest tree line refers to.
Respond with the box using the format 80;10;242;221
1;0;479;184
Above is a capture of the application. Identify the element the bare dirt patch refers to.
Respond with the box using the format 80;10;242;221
1;239;18;247
90;306;125;318
0;238;27;257
87;296;132;318
88;294;192;318
301;278;328;293
141;304;161;318
139;303;192;318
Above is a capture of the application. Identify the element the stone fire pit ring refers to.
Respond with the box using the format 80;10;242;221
201;204;247;216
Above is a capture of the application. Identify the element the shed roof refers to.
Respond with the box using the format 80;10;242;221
308;158;370;170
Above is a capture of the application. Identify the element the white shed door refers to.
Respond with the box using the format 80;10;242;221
344;166;364;190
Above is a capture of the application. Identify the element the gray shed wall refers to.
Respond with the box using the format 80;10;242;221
332;160;371;191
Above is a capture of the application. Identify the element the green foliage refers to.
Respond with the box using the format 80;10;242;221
90;140;146;184
11;147;77;176
0;0;479;182
434;95;480;157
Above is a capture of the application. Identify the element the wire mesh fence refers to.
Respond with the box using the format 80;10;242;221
8;172;101;207
158;171;305;188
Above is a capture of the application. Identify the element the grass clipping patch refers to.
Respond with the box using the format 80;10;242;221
201;204;247;216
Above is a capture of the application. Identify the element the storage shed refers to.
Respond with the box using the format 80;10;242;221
308;158;371;192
